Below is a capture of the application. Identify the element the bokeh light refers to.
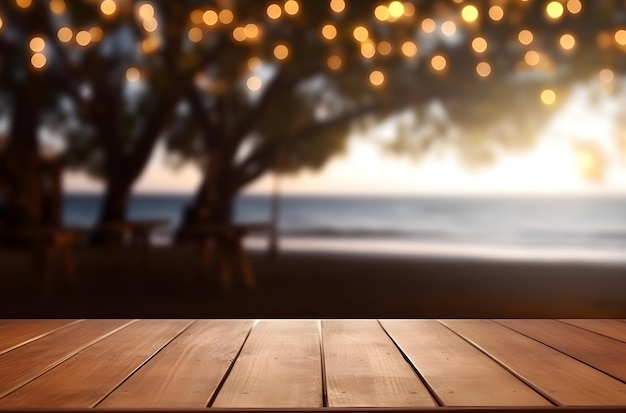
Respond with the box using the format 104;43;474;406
421;18;436;34
401;41;417;57
461;5;479;23
566;0;582;14
330;0;345;13
57;27;73;43
218;9;234;24
540;89;556;105
488;5;504;21
369;70;384;86
267;4;281;19
126;67;140;82
327;55;342;70
559;33;575;50
247;76;262;91
353;26;369;42
431;55;447;71
388;1;404;19
546;1;564;19
203;10;218;26
377;41;392;56
476;62;491;77
441;21;457;37
29;37;45;53
321;24;337;40
100;0;116;16
598;68;614;84
284;0;299;15
274;44;289;60
472;37;488;53
518;29;533;45
31;53;46;69
188;27;203;42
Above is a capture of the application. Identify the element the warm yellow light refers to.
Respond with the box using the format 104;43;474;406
141;36;159;54
0;17;3;30
100;0;116;16
476;62;491;77
575;146;602;181
89;27;103;42
488;5;504;21
518;29;533;45
247;76;262;91
559;33;575;50
190;9;203;24
267;4;281;19
327;55;342;70
16;0;32;9
284;0;299;15
540;89;556;105
273;44;289;60
471;37;487;53
330;0;345;13
369;70;384;86
29;36;45;53
431;55;446;71
248;57;261;71
403;2;415;17
597;32;612;48
244;24;259;39
441;21;456;37
421;18;436;34
598;68;614;84
50;0;66;14
57;27;72;43
126;67;140;82
203;10;218;26
388;1;404;19
566;0;582;14
401;41;417;57
76;30;91;46
524;50;540;66
232;26;246;41
138;3;155;19
615;30;626;46
321;24;337;40
361;41;376;58
353;26;369;42
374;5;389;21
142;17;158;32
31;53;46;69
546;1;564;19
218;9;234;24
461;5;479;23
377;41;392;56
188;27;203;42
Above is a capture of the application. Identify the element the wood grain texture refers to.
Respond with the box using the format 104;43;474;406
99;320;253;408
559;319;626;343
211;320;323;408
497;319;626;382
380;320;549;406
322;320;435;407
0;319;132;398
0;319;192;408
441;319;626;406
0;319;77;355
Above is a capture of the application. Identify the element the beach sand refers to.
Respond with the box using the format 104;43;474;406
1;245;625;318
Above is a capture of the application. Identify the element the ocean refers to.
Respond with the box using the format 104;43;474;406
64;194;626;264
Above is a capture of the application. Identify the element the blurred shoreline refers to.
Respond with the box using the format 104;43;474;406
1;246;624;319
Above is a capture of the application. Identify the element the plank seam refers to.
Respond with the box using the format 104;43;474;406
318;320;328;408
0;319;83;356
205;319;258;408
435;320;559;407
376;320;443;407
493;320;626;385
555;320;626;344
91;320;197;408
0;319;139;401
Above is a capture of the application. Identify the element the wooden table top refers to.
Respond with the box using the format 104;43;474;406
0;319;624;412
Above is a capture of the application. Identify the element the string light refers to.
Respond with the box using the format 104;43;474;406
441;21;457;37
284;0;299;15
188;27;203;42
138;3;155;19
377;41;392;56
421;18;436;34
267;4;281;19
403;2;415;17
50;0;66;14
374;5;389;21
546;1;564;19
327;55;342;70
247;76;262;91
100;0;117;16
190;9;203;24
388;1;404;19
321;24;337;40
524;50;540;66
566;0;582;14
330;0;345;13
471;37;487;53
559;33;575;50
29;37;45;53
218;9;234;24
57;27;73;43
232;27;246;41
248;57;262;71
273;44;289;60
431;55;446;71
540;89;556;105
353;26;368;42
142;18;158;32
76;30;91;46
203;10;218;26
361;41;376;58
488;5;504;21
0;17;3;30
31;53;46;69
90;27;104;42
518;29;533;45
598;68;614;84
476;62;491;77
401;41;417;57
369;70;385;86
615;30;626;46
141;36;159;53
16;0;32;9
126;67;140;82
461;5;479;23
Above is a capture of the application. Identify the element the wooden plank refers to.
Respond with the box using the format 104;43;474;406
0;319;77;355
559;319;626;343
380;320;549;406
0;319;192;408
99;320;254;408
0;319;133;398
497;319;626;382
322;320;435;407
211;320;323;408
441;319;626;406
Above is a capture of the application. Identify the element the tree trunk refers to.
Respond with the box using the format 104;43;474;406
90;170;134;245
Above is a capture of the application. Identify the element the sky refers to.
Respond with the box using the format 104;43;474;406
65;83;626;197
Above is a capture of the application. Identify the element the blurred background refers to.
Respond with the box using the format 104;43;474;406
1;0;625;317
